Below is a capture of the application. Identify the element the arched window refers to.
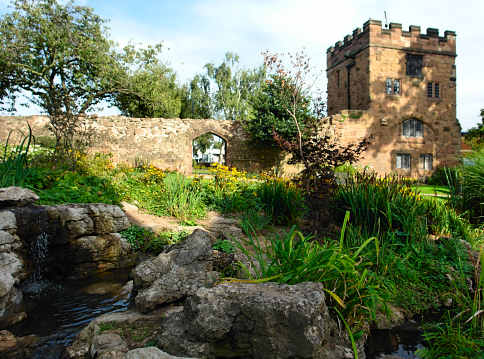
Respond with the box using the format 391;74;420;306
402;119;423;137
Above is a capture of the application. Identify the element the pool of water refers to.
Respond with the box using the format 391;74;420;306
9;270;131;359
366;323;425;359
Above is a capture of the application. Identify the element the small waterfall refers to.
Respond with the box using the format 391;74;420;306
23;231;56;297
31;232;49;281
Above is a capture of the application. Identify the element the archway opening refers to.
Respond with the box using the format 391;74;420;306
192;133;226;171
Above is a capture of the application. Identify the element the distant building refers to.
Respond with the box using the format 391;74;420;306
326;20;460;177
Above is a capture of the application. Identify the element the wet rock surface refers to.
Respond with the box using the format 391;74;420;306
0;187;135;328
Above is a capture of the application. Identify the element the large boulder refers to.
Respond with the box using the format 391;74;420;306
157;282;364;359
0;252;27;327
126;347;198;359
132;229;219;313
66;233;135;278
0;187;39;208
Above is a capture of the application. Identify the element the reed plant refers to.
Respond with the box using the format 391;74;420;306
0;125;33;187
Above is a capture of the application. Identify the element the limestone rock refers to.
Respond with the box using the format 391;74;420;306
66;233;135;278
126;347;198;359
0;252;26;326
90;333;129;358
0;210;16;231
66;310;164;359
87;204;130;234
133;229;219;313
158;282;364;359
0;187;39;208
0;330;17;352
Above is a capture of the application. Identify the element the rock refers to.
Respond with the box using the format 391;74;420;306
66;310;164;359
0;330;38;359
90;333;129;357
126;347;198;359
65;233;135;278
52;205;94;240
0;210;16;231
373;305;406;330
0;252;26;326
87;204;130;234
133;229;219;313
158;282;364;359
201;214;243;240
0;187;39;208
0;231;21;253
0;330;17;352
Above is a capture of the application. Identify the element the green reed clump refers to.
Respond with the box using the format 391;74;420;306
255;178;305;225
235;212;382;329
0;125;32;187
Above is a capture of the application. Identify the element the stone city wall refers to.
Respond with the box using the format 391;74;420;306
0;116;284;174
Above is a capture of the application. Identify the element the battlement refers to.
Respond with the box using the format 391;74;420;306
327;19;456;69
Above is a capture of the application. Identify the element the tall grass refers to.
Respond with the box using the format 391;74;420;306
161;172;206;220
0;125;33;187
255;178;305;225
234;213;382;328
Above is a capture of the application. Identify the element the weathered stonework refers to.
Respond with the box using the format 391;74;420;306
0;116;282;175
327;20;460;177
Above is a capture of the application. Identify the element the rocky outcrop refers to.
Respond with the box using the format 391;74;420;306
0;187;134;327
157;282;362;359
0;252;26;327
0;187;39;208
67;228;362;359
0;330;38;359
132;229;219;313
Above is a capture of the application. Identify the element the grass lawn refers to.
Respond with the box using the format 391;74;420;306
412;185;450;196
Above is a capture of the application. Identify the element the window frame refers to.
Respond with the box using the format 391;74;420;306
406;54;423;77
402;119;424;138
420;154;433;170
385;78;401;95
396;153;411;169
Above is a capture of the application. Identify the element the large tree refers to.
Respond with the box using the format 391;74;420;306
0;0;131;153
202;52;265;122
180;74;213;119
114;44;184;118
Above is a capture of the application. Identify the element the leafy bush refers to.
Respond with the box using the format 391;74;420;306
120;225;188;255
213;239;235;253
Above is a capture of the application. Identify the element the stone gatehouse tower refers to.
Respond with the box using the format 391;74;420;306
326;19;460;176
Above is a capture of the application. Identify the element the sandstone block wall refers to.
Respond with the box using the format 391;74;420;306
327;20;460;176
0;116;283;175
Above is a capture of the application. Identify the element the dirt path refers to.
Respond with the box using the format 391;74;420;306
121;202;244;240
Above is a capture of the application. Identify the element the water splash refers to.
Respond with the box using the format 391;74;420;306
31;232;49;281
23;232;54;297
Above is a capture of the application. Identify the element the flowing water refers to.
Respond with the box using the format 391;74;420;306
10;270;131;359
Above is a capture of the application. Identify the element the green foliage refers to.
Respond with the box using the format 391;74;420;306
255;178;305;225
0;0;128;154
246;75;314;146
0;126;32;187
120;225;188;255
114;44;183;118
236;218;382;327
460;149;484;223
463;111;483;150
204;52;265;122
180;74;213;119
97;322;117;333
213;239;235;253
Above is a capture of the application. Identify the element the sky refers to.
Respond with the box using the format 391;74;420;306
0;0;482;130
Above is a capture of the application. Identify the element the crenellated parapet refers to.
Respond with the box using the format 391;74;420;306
327;19;456;70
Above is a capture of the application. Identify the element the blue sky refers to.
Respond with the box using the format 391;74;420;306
1;0;482;130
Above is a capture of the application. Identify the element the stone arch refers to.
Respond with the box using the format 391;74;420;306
192;131;228;166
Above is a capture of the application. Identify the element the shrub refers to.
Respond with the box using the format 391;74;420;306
255;178;305;225
120;225;188;255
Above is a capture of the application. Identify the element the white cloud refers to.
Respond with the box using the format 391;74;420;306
2;0;482;129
